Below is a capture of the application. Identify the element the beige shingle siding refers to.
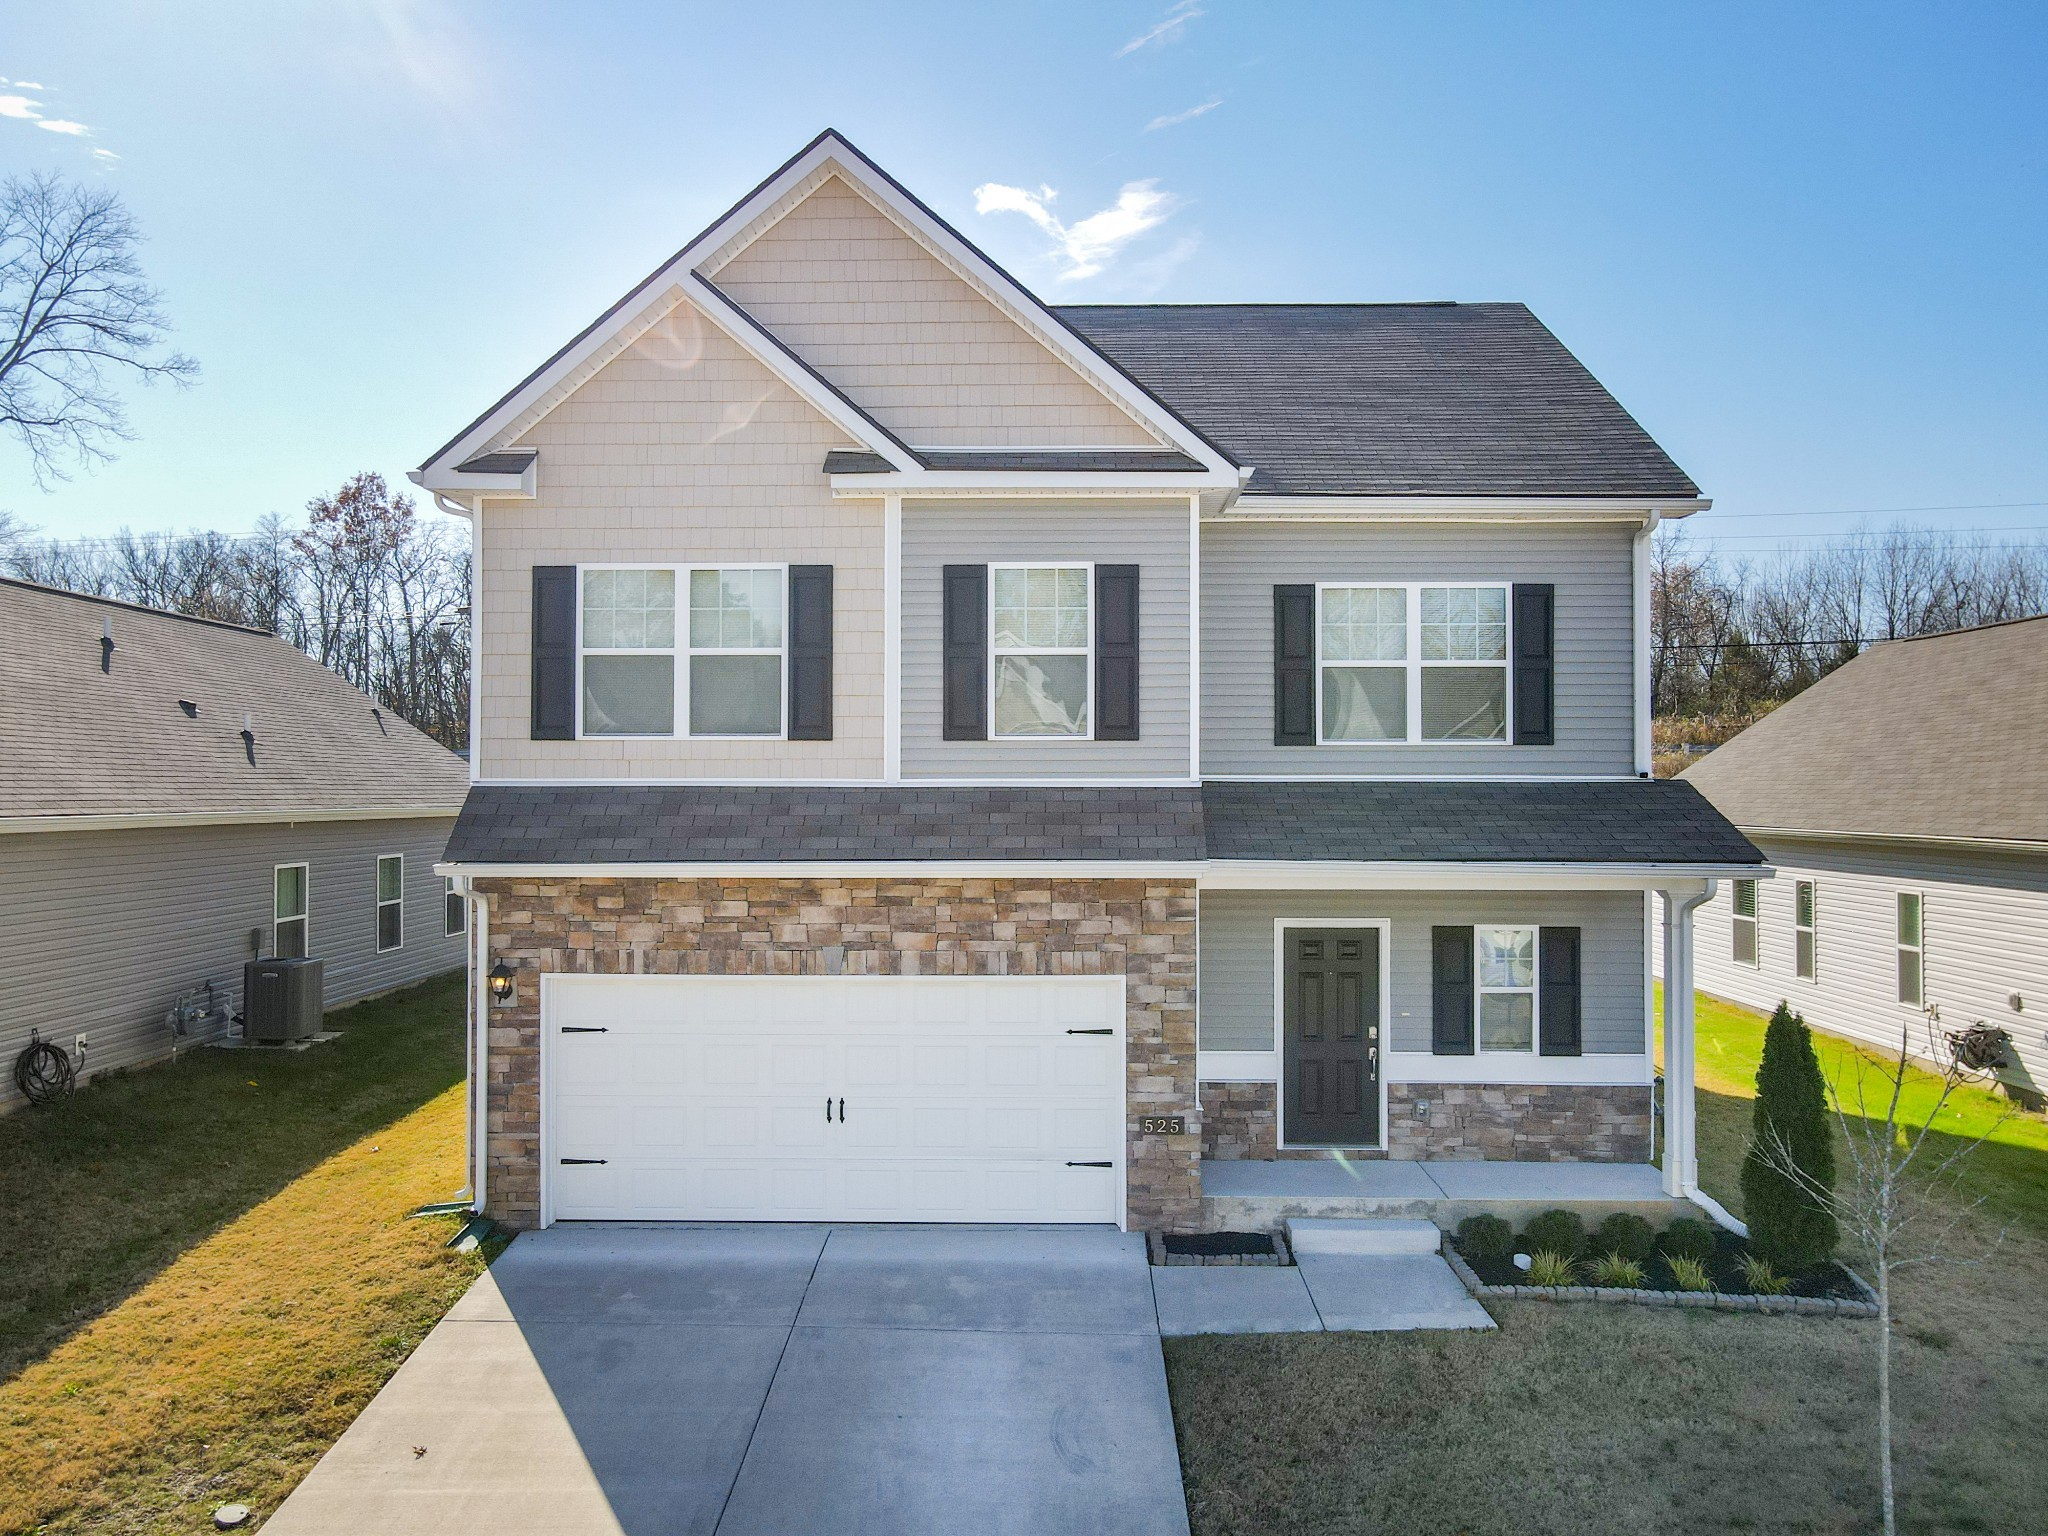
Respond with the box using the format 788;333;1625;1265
0;580;468;821
709;176;1160;449
0;817;463;1110
1199;888;1648;1054
1687;836;2048;1092
1199;519;1638;777
899;499;1192;780
479;300;885;780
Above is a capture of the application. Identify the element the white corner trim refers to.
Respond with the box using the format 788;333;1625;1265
1188;493;1202;780
883;493;904;781
1633;520;1654;776
1384;1051;1654;1086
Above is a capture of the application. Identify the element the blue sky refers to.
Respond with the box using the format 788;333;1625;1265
5;1;2045;558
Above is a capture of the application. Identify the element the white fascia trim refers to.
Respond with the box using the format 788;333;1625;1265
832;473;1236;498
1195;1049;1652;1086
1201;772;1648;783
437;859;1203;879
1739;825;2048;856
1199;862;1765;891
2;806;461;836
1216;496;1708;521
411;460;537;498
468;775;1201;788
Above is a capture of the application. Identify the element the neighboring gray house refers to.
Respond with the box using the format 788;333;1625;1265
0;578;472;1109
415;131;1758;1236
1683;615;2048;1102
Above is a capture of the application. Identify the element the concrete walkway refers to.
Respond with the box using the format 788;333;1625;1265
262;1225;1189;1536
1150;1253;1496;1336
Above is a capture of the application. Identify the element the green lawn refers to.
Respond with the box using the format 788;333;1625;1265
0;972;490;1534
1167;989;2048;1535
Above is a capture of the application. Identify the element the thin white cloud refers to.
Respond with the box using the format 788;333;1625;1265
92;147;119;161
1116;1;1203;57
973;179;1180;282
0;94;41;119
37;118;91;136
12;81;45;90
1145;98;1222;132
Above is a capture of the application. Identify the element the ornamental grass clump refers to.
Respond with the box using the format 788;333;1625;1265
1589;1252;1648;1288
1526;1251;1580;1287
1658;1216;1719;1263
1456;1214;1513;1260
1666;1253;1714;1292
1519;1209;1587;1261
1590;1212;1656;1264
1739;1253;1791;1295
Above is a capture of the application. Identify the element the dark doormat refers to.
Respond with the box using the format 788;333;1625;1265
1152;1230;1290;1267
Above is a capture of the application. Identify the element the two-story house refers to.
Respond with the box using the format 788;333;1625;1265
416;132;1761;1235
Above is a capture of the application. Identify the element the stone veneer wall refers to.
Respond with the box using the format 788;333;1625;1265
1198;1081;1652;1163
474;877;1200;1231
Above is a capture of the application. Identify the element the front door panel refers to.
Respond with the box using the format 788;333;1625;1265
1283;928;1381;1146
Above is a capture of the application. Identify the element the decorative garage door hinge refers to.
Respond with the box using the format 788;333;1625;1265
559;1157;608;1165
560;1026;608;1033
1066;1160;1113;1167
1065;1028;1114;1035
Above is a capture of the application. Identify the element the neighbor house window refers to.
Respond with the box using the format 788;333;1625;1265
1475;925;1538;1051
1732;879;1759;967
1795;879;1818;980
579;566;784;738
1896;891;1924;1007
991;564;1090;737
376;855;403;952
274;863;309;958
444;876;466;938
1319;583;1508;743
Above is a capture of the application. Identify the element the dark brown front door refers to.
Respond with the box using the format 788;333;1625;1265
1283;927;1380;1146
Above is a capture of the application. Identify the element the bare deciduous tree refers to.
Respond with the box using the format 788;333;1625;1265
1756;1018;2008;1536
0;172;199;484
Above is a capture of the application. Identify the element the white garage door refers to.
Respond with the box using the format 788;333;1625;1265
543;975;1126;1225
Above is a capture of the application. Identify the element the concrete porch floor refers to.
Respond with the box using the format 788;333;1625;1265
1199;1158;1692;1231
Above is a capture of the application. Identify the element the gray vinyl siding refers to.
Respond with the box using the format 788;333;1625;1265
1199;888;1649;1054
0;817;463;1110
901;499;1192;779
1200;519;1638;776
1686;835;2048;1098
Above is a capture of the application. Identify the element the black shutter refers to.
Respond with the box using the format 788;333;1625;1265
1512;582;1555;745
942;564;987;741
1539;926;1583;1056
1273;584;1316;745
1431;926;1475;1055
1095;564;1140;741
530;565;576;741
787;565;833;740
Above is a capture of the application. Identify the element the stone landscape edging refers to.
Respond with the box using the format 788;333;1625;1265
1441;1242;1879;1318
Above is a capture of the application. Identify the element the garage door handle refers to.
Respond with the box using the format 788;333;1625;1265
1066;1028;1114;1035
559;1157;607;1165
1066;1160;1113;1168
560;1026;608;1034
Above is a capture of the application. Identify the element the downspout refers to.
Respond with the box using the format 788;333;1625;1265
464;883;491;1217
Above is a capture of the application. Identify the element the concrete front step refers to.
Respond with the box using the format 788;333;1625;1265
1287;1218;1442;1257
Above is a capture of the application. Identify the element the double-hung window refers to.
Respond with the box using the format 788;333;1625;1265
1732;878;1759;967
1896;891;1924;1006
1475;925;1538;1052
1794;879;1818;981
1319;583;1509;743
991;564;1090;737
443;876;466;938
579;566;785;738
274;863;309;959
376;854;404;952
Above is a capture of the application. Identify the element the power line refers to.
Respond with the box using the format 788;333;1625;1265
1702;499;2048;520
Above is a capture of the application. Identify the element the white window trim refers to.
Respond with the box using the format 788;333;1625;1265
1731;877;1760;968
1475;923;1541;1054
574;563;790;742
1896;889;1924;1007
1314;581;1513;746
988;561;1095;742
274;861;310;959
444;874;467;937
1794;878;1819;982
376;853;404;954
1270;918;1391;1152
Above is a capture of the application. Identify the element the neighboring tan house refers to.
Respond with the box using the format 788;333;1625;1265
1682;614;2048;1104
0;578;472;1108
416;131;1759;1235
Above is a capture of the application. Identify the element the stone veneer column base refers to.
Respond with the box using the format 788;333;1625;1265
1198;1080;1651;1164
475;876;1200;1233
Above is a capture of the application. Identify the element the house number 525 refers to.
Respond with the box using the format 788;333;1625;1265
1138;1116;1186;1136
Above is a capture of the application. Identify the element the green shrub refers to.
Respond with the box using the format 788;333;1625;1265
1590;1212;1655;1264
1456;1214;1514;1259
1519;1209;1587;1260
1740;1002;1840;1270
1526;1250;1580;1287
1738;1253;1791;1295
1589;1252;1648;1288
1658;1216;1719;1262
1666;1254;1714;1292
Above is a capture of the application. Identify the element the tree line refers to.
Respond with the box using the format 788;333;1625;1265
1;473;471;751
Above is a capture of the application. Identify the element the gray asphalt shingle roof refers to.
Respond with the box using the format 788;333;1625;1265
1053;303;1699;499
1682;615;2048;846
0;579;470;823
444;779;1758;867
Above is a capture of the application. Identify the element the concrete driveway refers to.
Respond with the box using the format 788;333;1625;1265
262;1225;1189;1536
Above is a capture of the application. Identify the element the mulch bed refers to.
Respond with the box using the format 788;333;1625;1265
1446;1229;1876;1316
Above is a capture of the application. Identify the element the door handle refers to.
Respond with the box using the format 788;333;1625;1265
559;1157;607;1165
838;1097;846;1122
825;1096;834;1122
1066;1160;1113;1168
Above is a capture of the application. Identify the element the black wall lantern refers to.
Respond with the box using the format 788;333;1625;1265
488;960;516;1007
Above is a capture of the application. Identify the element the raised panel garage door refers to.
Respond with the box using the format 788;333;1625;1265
544;975;1126;1225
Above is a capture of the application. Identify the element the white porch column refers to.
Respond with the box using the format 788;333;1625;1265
1659;881;1717;1197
